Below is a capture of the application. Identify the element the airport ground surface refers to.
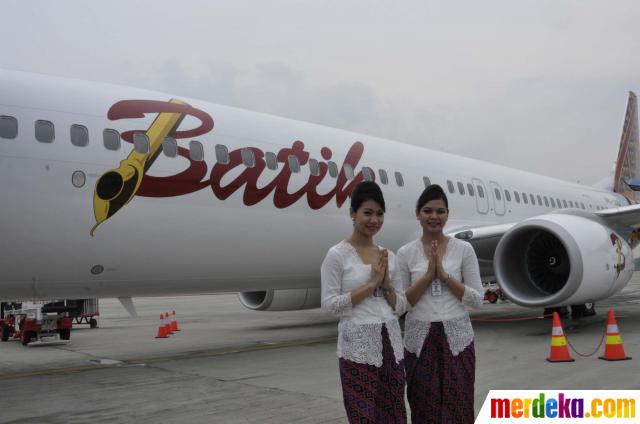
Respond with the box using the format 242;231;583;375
1;277;639;424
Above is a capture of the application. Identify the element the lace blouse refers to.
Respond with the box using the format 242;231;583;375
396;237;483;356
320;240;407;366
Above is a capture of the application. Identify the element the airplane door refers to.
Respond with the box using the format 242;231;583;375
490;181;505;216
472;178;489;214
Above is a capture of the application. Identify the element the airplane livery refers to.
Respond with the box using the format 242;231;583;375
1;70;639;313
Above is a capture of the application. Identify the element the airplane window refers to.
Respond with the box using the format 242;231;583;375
550;197;556;208
569;200;574;207
362;167;373;181
423;176;431;188
189;140;204;162
242;148;255;168
477;185;485;198
343;164;354;180
504;190;511;202
580;202;585;209
309;159;320;176
447;180;455;194
395;171;404;187
514;191;520;203
162;136;177;157
215;144;230;164
494;188;502;201
70;124;89;147
0;116;18;139
328;161;338;178
265;152;278;170
563;199;568;208
103;129;121;151
522;192;528;204
536;195;542;205
556;198;562;208
529;194;535;205
35;120;55;143
467;183;474;196
379;169;389;185
543;196;549;207
457;182;465;195
133;133;149;154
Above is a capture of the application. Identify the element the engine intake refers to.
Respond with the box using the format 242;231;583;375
238;288;320;311
494;214;632;307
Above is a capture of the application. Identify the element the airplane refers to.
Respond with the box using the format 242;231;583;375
1;69;639;318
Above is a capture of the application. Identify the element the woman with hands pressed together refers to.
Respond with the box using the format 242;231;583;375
397;184;483;424
321;181;407;424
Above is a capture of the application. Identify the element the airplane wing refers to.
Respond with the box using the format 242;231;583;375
450;204;640;279
449;223;516;279
597;203;640;230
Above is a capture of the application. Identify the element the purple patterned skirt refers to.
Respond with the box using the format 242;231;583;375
338;325;407;424
405;321;475;424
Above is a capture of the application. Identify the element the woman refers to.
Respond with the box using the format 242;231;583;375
397;184;483;424
321;181;407;424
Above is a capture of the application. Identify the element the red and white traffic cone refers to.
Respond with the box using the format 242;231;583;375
599;309;631;361
155;314;168;338
170;310;180;332
547;312;574;362
164;312;173;335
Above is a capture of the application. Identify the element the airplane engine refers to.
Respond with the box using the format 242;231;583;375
494;213;633;307
238;288;321;311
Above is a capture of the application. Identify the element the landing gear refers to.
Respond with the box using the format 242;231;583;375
545;303;596;319
544;306;570;318
570;303;596;319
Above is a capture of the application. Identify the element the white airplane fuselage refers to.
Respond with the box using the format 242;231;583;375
0;70;627;301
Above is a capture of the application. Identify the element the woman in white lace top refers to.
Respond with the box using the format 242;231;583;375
397;184;483;424
321;181;408;424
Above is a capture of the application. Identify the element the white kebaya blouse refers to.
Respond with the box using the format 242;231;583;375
396;237;483;356
320;240;408;366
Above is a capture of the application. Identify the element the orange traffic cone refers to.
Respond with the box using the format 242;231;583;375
547;312;575;362
599;309;631;361
155;314;169;338
170;310;180;332
164;312;173;335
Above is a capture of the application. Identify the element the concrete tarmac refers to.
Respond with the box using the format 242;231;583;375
1;276;639;423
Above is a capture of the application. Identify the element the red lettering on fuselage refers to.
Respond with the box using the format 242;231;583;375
108;99;368;208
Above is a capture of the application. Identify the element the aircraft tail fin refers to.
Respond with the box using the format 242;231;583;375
613;91;639;202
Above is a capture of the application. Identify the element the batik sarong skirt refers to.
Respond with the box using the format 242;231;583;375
338;325;407;424
404;321;475;424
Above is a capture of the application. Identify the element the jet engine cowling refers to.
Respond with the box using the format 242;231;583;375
494;213;632;307
238;288;321;311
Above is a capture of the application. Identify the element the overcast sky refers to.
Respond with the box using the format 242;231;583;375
2;1;639;184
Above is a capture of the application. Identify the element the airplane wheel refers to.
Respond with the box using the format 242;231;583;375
89;318;98;329
583;302;596;317
59;328;71;340
1;324;9;342
21;331;35;345
487;292;499;304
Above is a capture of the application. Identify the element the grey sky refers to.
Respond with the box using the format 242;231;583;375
2;1;639;184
